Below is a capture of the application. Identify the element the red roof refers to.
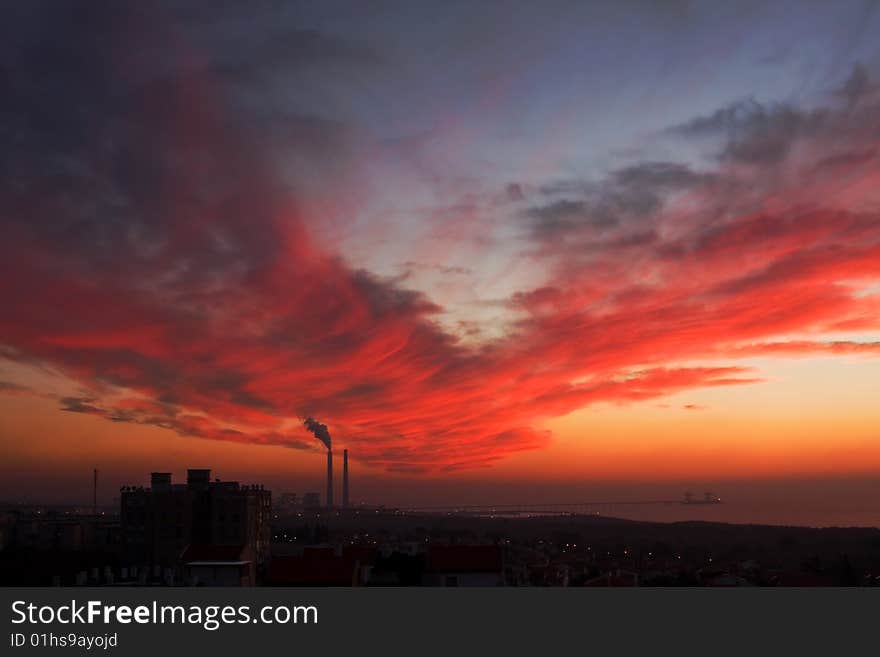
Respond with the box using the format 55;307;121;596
181;544;248;562
426;545;502;573
268;553;358;586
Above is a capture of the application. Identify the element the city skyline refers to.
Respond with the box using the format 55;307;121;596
2;1;880;527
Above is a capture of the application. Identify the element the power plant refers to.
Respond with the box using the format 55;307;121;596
304;417;350;509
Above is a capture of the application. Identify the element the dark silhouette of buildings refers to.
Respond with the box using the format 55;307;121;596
120;469;271;583
3;485;880;586
302;492;321;509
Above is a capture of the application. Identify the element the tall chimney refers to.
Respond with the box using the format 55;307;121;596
326;449;334;508
342;449;350;508
92;468;98;517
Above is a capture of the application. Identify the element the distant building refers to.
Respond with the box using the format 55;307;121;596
1;511;120;553
302;492;321;509
276;493;299;513
120;469;270;581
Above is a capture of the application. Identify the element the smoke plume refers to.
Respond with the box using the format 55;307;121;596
303;417;332;450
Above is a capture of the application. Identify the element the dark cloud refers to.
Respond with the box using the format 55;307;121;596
399;262;473;277
611;161;714;190
669;65;879;166
525;161;710;243
527;199;617;239
60;396;106;415
153;0;388;86
0;2;292;295
670;99;828;164
834;63;875;106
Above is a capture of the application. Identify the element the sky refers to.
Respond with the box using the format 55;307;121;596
2;1;880;525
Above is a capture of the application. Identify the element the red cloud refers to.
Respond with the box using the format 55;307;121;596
2;8;880;472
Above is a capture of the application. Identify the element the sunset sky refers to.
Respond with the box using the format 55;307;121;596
2;1;880;524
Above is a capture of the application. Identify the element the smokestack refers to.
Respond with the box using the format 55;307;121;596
342;449;350;508
326;450;334;508
92;468;98;517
